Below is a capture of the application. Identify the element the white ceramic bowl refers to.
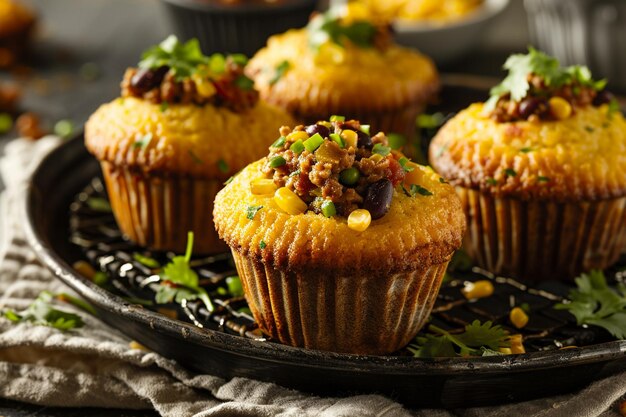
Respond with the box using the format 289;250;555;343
393;0;510;66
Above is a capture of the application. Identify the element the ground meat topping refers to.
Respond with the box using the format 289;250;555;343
257;117;411;220
120;36;258;112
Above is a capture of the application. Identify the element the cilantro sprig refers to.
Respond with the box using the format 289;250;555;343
486;47;607;110
308;12;377;50
139;36;210;81
408;320;510;358
2;292;85;331
155;232;214;312
555;270;626;339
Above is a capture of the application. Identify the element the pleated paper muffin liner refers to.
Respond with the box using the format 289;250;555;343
101;162;226;254
457;187;626;281
231;251;449;355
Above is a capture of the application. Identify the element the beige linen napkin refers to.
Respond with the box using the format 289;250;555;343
0;137;624;417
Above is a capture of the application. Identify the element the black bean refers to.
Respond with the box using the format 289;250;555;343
356;130;372;148
305;123;330;138
518;97;541;118
131;66;169;92
363;179;393;220
593;89;614;106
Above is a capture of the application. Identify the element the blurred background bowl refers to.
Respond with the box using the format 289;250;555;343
525;0;626;93
393;0;510;68
160;0;317;57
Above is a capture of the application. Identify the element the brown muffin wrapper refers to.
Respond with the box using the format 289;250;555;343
457;187;626;281
231;251;449;355
101;162;227;254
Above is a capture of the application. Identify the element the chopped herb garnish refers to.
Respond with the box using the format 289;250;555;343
270;60;291;85
372;143;391;156
225;276;244;297
156;232;213;311
520;147;532;153
230;54;248;66
133;253;160;269
2;291;85;331
411;184;433;196
86;197;112;212
246;205;263;220
271;136;286;148
139;36;210;81
259;240;267;249
386;133;406;150
329;115;345;122
360;125;370;135
439;177;447;184
160;101;169;112
308;14;377;50
486;47;607;110
269;156;286;168
538;176;550;182
189;149;204;164
133;132;153;149
235;75;254;90
303;133;324;152
398;157;414;173
608;98;621;119
217;159;229;173
584;126;595;133
555;270;626;339
504;168;517;177
330;133;344;148
486;178;498;186
408;320;510;358
290;140;305;154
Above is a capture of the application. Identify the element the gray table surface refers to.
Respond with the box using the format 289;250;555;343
0;0;528;415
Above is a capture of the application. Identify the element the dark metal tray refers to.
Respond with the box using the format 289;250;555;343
23;85;626;408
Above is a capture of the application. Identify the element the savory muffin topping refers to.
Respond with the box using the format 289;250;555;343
486;48;616;123
121;36;258;111
252;117;432;228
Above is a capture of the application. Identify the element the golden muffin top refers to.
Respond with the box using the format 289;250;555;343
214;119;465;273
246;7;439;113
0;0;35;37
430;48;626;202
352;0;483;23
85;36;294;179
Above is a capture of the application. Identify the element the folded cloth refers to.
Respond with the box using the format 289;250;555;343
0;137;624;417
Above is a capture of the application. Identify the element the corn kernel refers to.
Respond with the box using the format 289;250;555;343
274;187;307;215
549;97;572;120
193;75;216;97
348;209;371;231
509;334;526;354
287;130;309;142
403;162;423;186
250;179;277;195
369;153;384;163
129;341;151;351
498;347;512;355
341;129;358;148
461;280;494;299
509;306;529;329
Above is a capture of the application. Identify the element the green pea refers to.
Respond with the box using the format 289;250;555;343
321;200;336;218
339;167;360;186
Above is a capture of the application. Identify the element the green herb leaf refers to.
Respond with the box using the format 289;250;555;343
133;253;160;269
235;75;254;91
386;133;406;150
271;136;286;148
409;320;510;358
504;168;517;177
398;157;414;173
269;156;286;168
2;291;84;331
308;13;377;50
555;270;626;339
246;205;263;220
486;178;498;186
139;36;210;81
157;232;214;312
410;184;433;196
372;143;391;156
225;276;244;297
520;147;533;153
259;240;267;249
270;60;291;85
608;98;621;119
537;176;550;183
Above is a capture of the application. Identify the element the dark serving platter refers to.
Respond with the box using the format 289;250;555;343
24;82;626;408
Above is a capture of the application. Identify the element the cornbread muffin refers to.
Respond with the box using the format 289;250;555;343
0;0;35;68
85;36;294;254
246;6;439;156
351;0;483;23
430;48;626;281
214;117;465;354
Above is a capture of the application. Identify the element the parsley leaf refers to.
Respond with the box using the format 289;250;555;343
555;270;626;339
411;184;433;196
157;232;214;312
259;240;267;249
372;143;391;156
139;36;210;81
246;205;263;220
308;13;377;50
133;253;160;269
486;47;606;110
398;157;414;173
2;292;84;331
408;320;510;358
